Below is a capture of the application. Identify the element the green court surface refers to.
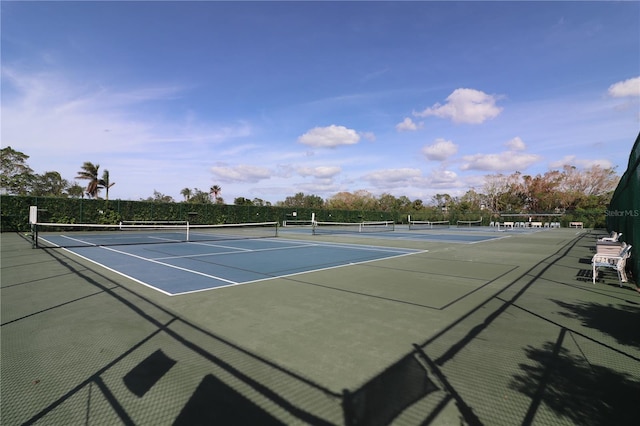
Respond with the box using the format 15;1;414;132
1;228;639;425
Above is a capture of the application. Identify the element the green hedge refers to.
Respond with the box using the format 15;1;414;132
0;195;610;233
0;196;401;232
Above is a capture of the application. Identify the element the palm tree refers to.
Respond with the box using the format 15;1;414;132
180;187;192;202
76;162;102;198
101;169;115;200
210;185;222;203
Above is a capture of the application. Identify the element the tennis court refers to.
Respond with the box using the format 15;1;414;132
283;222;528;244
31;221;512;297
42;235;423;296
2;225;639;425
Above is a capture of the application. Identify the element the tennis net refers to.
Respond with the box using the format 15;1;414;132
121;220;189;225
456;219;483;228
312;221;395;235
408;220;450;230
282;219;314;227
32;221;278;248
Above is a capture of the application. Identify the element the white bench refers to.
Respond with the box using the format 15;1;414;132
596;241;625;256
569;222;584;228
592;245;632;286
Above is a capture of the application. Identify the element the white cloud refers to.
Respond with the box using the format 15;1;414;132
422;138;458;161
362;168;423;186
1;66;249;153
359;131;376;142
296;181;343;195
297;125;360;148
395;117;420;132
608;76;640;98
2;66;184;114
459;136;540;172
297;166;342;178
210;164;272;182
549;155;613;169
1;66;267;201
426;168;459;187
414;88;503;124
505;136;526;151
460;152;541;172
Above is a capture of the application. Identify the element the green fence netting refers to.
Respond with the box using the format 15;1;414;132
606;132;640;284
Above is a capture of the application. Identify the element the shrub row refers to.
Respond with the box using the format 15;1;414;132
1;195;607;232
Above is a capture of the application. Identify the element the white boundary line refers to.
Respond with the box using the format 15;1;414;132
100;245;239;285
276;237;423;254
170;249;429;296
55;247;175;296
151;242;321;260
57;239;427;297
361;233;511;245
152;240;416;261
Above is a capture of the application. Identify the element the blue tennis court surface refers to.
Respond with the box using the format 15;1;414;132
59;238;424;296
370;230;505;243
281;226;515;243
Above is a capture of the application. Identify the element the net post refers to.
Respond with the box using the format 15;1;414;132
311;213;317;235
29;206;38;248
31;223;38;249
186;221;190;242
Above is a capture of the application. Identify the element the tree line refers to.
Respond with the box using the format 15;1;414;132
1;147;115;200
1;146;619;216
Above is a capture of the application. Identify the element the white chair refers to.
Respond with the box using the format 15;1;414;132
598;231;622;242
592;245;632;286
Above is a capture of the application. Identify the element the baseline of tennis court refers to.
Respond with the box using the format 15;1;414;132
48;237;424;296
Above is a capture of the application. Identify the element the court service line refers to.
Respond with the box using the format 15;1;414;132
152;240;418;262
281;238;422;254
172;249;429;296
187;241;253;251
56;247;175;296
151;242;321;261
248;236;422;253
189;239;319;250
98;245;240;285
58;235;98;246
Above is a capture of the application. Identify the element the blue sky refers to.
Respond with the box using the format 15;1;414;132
2;1;639;204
